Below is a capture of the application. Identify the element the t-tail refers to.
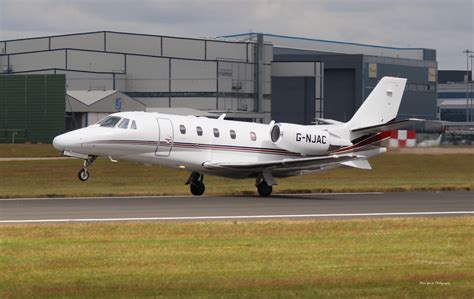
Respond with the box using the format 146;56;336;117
333;77;420;169
346;76;407;133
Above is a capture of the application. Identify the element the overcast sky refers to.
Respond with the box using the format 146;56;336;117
0;0;473;70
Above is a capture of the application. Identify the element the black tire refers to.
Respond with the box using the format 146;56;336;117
257;182;272;197
190;182;205;196
78;168;89;181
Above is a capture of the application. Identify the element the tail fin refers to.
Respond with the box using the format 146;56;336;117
346;77;407;131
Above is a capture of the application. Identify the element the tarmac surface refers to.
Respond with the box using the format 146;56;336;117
1;191;473;224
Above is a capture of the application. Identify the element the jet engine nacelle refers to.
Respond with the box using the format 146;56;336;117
270;123;331;155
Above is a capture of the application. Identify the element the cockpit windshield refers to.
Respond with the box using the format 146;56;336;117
97;116;121;128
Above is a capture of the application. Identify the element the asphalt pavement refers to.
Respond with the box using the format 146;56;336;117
1;191;473;224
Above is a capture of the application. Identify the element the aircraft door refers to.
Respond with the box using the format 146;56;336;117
155;118;174;157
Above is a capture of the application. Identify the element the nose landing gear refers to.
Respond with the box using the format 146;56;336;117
78;168;89;181
186;172;205;196
78;156;96;182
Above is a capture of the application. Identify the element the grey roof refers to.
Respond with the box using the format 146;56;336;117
219;32;432;61
67;90;117;105
438;99;474;108
146;107;217;117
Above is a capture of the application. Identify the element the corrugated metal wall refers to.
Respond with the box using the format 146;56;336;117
1;31;272;122
0;74;65;143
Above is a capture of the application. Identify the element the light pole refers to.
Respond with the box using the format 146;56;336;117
470;55;474;122
462;50;473;122
12;131;17;144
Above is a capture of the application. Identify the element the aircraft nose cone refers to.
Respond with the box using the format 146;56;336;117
53;134;70;151
53;135;65;151
53;130;85;152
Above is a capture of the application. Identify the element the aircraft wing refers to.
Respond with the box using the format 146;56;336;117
203;148;385;175
351;118;424;134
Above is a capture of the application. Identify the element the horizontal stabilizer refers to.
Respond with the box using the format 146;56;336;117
341;159;372;170
314;118;344;125
351;118;424;134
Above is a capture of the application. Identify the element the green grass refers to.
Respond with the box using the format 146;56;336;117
0;217;472;297
0;152;473;198
0;144;60;157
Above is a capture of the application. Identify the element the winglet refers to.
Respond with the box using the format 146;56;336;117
218;114;226;120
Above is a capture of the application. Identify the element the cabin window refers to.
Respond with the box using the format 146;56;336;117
131;120;137;130
196;126;203;136
213;128;220;137
98;116;121;128
250;131;257;141
118;118;130;129
230;130;236;139
180;125;186;134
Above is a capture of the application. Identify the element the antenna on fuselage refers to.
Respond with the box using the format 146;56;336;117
218;114;226;120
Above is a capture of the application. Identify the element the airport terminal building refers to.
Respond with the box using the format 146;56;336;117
0;31;437;143
437;70;473;122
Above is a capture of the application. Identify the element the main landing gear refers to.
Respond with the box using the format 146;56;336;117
184;172;275;197
255;173;276;197
186;172;205;196
256;176;273;197
78;156;96;182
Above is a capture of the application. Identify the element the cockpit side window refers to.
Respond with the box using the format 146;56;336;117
98;116;121;128
118;118;130;129
131;120;137;130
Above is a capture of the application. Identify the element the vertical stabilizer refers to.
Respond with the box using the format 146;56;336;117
346;77;407;131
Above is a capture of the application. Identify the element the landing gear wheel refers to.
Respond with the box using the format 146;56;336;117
76;156;96;181
190;182;205;196
257;181;273;197
78;168;89;181
186;172;205;196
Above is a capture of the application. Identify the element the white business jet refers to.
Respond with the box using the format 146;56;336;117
53;77;419;196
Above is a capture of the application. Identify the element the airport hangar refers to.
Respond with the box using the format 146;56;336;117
0;31;437;143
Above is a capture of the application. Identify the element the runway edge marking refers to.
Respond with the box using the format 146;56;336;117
1;211;473;224
0;192;384;201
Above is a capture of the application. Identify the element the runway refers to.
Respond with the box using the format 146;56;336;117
0;191;473;224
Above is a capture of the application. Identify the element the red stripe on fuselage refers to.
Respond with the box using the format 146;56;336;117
86;140;302;156
332;131;390;153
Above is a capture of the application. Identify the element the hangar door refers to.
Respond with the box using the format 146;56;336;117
324;69;355;122
271;76;315;125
